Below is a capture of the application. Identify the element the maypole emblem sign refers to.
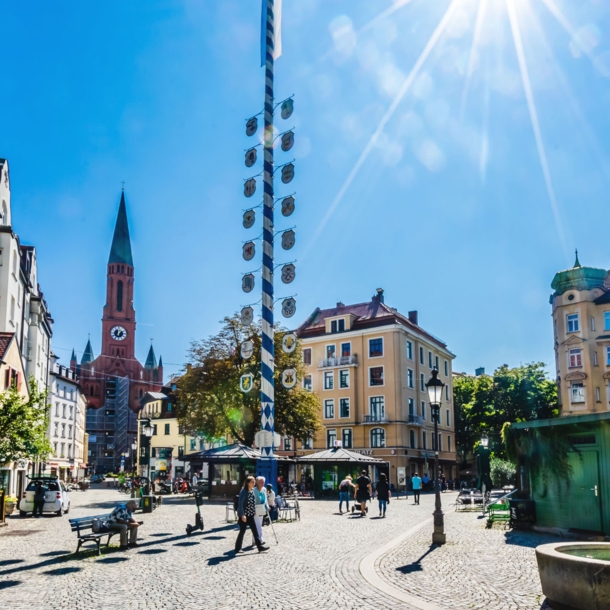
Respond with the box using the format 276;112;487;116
240;373;254;393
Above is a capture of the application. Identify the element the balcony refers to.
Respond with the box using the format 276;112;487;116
408;414;425;426
570;387;586;404
362;414;388;424
318;355;358;368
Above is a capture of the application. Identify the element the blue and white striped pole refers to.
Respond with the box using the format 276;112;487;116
257;0;278;488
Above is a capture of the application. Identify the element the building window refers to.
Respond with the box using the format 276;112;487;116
422;431;427;449
428;351;433;369
303;348;312;365
407;369;414;388
409;429;416;448
178;425;184;434
446;409;451;426
607;346;610;366
53;442;58;455
369;396;385;420
55;403;59;417
199;438;205;450
326;345;336;359
68;425;72;437
605;312;610;331
339;369;350;388
370;428;386;448
340;398;350;418
569;349;582;368
152;448;157;458
62;404;66;418
420;373;425;391
419;346;424;365
190;438;196;450
369;338;383;358
153;424;158;435
445;385;449;401
594;352;598;366
324;399;335;419
438;434;443;452
284;437;293;451
178;446;184;457
303;375;312;391
341;342;351;357
421;401;426;420
369;366;384;386
570;383;585;404
324;371;334;390
407;340;413;360
164;423;170;435
448;436;452;452
567;313;579;333
435;356;439;370
327;429;337;448
54;422;58;437
302;438;313;450
116;280;123;312
330;319;345;333
591;317;596;331
596;387;601;402
342;429;352;449
408;397;414;415
61;424;66;438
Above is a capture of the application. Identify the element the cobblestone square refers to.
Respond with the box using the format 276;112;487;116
0;487;557;609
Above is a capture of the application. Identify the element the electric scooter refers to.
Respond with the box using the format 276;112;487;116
186;491;205;536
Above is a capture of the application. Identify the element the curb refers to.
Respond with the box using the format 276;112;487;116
359;518;444;610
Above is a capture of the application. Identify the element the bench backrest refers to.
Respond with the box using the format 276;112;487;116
69;514;111;534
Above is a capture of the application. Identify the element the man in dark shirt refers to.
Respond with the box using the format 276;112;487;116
33;482;46;518
354;469;372;517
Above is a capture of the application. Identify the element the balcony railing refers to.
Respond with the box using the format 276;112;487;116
570;387;586;403
362;414;387;424
408;414;425;426
318;355;358;368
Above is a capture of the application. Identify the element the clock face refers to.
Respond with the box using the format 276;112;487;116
110;326;127;341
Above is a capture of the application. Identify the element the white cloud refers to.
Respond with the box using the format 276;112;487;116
413;139;445;172
329;15;357;62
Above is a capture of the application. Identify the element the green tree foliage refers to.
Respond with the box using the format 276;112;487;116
454;362;558;462
0;379;51;465
490;457;516;487
177;315;321;447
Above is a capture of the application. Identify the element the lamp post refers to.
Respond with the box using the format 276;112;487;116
478;431;492;499
139;418;155;480
131;441;138;473
426;367;446;545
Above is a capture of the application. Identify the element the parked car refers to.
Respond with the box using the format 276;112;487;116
19;477;71;517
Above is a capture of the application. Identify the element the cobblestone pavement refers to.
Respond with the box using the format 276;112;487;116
0;489;555;610
377;506;561;610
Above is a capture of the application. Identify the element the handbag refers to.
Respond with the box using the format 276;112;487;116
92;518;109;534
255;504;267;517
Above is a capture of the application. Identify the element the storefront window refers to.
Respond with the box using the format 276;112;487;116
321;465;338;491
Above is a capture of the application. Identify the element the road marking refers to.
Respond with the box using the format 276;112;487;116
359;518;444;610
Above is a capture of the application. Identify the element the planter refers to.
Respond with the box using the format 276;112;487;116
5;503;16;516
536;542;610;610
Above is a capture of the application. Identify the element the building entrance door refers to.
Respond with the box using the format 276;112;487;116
569;450;602;532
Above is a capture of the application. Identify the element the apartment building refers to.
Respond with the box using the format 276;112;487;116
551;253;610;414
295;289;457;488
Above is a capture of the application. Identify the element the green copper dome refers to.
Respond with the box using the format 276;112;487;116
551;251;607;296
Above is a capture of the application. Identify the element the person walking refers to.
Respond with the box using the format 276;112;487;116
338;475;354;514
235;476;268;554
192;472;198;488
354;469;372;517
412;472;422;505
266;483;278;522
33;482;46;517
252;476;268;545
108;500;140;550
376;473;391;518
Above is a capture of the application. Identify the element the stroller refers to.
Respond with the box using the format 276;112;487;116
351;501;369;514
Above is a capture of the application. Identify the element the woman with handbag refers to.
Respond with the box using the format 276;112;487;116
235;476;269;554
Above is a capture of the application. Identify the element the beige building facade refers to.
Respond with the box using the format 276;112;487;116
295;289;457;489
551;254;610;414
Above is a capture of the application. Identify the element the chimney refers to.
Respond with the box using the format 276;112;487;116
336;301;344;307
408;310;418;325
374;288;385;303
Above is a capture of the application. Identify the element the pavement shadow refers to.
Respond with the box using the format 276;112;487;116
202;535;226;540
503;530;561;549
39;551;71;558
174;541;199;547
0;560;24;567
0;580;22;590
207;551;236;566
98;557;129;564
43;566;82;576
138;549;167;555
395;545;439;574
149;533;172;537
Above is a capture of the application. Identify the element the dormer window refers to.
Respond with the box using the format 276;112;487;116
330;318;345;333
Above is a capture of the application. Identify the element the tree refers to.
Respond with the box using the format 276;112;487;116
177;314;321;447
453;362;558;462
0;379;51;466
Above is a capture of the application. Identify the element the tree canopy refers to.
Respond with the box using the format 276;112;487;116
176;315;321;447
0;379;51;466
454;362;558;462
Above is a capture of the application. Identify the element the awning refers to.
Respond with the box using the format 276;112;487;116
182;443;294;464
296;447;386;465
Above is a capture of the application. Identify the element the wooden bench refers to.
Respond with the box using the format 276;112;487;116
69;514;117;555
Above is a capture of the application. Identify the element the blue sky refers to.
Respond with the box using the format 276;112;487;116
1;0;610;379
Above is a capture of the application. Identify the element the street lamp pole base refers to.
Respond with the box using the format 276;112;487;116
432;530;446;545
432;508;446;545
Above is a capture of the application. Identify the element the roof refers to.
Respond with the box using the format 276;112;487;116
108;191;134;266
512;412;610;430
81;339;94;364
142;392;167;401
594;291;610;305
550;252;607;296
296;447;386;464
296;293;448;349
145;345;157;369
0;332;15;360
182;443;294;463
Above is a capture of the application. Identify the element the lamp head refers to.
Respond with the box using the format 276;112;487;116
425;367;445;406
481;432;489;449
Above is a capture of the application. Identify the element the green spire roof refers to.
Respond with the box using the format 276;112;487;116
551;252;607;297
158;355;163;367
71;349;77;361
108;191;133;266
145;344;157;369
81;340;94;364
574;249;581;268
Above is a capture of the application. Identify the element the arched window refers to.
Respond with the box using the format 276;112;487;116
409;430;416;449
116;280;123;312
139;388;143;398
370;427;386;448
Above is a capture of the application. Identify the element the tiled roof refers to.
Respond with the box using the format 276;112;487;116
0;332;14;359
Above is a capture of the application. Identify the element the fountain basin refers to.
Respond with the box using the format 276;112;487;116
536;542;610;610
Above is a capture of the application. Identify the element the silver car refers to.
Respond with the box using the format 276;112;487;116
19;477;71;517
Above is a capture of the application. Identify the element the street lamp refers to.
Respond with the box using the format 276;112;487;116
426;367;446;545
142;421;154;438
478;431;492;496
131;441;138;473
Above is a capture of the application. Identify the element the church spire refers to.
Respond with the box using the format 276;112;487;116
574;248;581;268
81;339;94;364
145;344;157;369
71;348;77;362
108;191;133;266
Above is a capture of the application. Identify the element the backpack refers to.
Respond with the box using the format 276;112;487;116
92;518;109;534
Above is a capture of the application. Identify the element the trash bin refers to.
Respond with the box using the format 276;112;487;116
142;495;154;514
509;499;536;526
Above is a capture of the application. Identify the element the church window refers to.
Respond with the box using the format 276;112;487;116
117;280;123;312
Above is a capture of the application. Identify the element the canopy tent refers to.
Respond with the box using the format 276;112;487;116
296;447;386;464
182;443;294;464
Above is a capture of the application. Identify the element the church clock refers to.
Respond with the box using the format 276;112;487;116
110;326;127;341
